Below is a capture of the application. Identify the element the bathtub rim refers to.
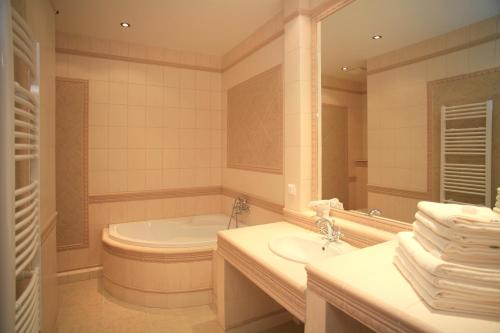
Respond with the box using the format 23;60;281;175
107;213;229;248
102;228;215;263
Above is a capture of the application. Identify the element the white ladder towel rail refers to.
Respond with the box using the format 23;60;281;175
0;1;41;332
440;100;493;206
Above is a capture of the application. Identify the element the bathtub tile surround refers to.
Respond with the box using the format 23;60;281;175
102;226;214;309
57;195;223;272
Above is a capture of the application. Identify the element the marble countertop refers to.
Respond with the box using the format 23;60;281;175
218;222;314;293
306;240;500;333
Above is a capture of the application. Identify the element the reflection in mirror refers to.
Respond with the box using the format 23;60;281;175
319;0;500;223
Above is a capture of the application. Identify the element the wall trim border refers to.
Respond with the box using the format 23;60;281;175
56;47;221;73
222;187;284;215
367;32;500;75
103;275;212;295
322;85;366;95
221;31;284;72
88;186;222;204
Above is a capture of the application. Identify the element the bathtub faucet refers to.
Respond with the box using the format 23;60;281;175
234;197;250;214
227;197;250;229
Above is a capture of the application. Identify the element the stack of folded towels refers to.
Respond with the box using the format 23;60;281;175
494;187;500;215
394;201;500;317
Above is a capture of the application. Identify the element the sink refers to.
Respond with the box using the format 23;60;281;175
268;233;355;264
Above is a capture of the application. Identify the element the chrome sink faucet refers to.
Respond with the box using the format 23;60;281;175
368;208;381;217
315;217;343;250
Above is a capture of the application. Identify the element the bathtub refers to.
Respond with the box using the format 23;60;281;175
108;214;229;248
101;214;230;308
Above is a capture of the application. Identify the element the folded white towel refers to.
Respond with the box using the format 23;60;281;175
398;232;500;283
417;201;500;231
413;221;500;256
414;230;500;267
396;247;500;296
394;252;500;317
415;211;500;246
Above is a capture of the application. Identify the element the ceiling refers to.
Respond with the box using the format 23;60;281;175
53;0;283;56
321;0;500;82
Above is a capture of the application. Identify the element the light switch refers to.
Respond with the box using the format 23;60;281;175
287;184;296;195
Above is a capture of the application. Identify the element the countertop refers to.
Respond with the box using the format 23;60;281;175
217;221;356;320
306;240;500;333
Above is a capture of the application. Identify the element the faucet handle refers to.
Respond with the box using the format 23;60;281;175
333;226;343;241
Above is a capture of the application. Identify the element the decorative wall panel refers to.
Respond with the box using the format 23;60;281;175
56;78;89;250
227;66;283;174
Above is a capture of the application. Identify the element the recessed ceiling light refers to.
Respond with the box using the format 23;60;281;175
372;35;382;40
120;22;131;28
341;66;349;71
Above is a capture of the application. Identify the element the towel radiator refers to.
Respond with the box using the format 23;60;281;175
0;1;42;332
440;100;493;206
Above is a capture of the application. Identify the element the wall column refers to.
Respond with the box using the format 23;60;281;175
284;12;313;212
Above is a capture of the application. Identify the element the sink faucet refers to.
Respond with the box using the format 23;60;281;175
315;217;343;250
368;208;381;217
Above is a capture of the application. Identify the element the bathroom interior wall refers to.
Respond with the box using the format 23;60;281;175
13;0;59;331
54;33;225;272
55;78;88;250
366;14;500;222
221;35;285;225
321;78;367;210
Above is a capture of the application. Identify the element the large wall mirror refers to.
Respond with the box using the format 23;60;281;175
317;0;500;223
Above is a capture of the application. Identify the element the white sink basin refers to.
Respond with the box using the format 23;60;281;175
268;233;355;264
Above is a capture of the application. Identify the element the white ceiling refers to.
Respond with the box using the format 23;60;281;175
53;0;283;56
321;0;500;82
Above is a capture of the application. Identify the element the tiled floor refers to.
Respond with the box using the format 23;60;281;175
56;279;304;333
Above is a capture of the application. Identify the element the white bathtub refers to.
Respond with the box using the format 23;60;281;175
108;214;229;248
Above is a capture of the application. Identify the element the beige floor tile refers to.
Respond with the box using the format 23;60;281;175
56;279;304;333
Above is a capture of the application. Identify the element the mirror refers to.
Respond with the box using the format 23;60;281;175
319;0;500;223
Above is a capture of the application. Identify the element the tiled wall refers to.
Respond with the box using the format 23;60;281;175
366;14;500;221
222;36;285;205
55;34;224;271
55;52;223;194
283;14;313;211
